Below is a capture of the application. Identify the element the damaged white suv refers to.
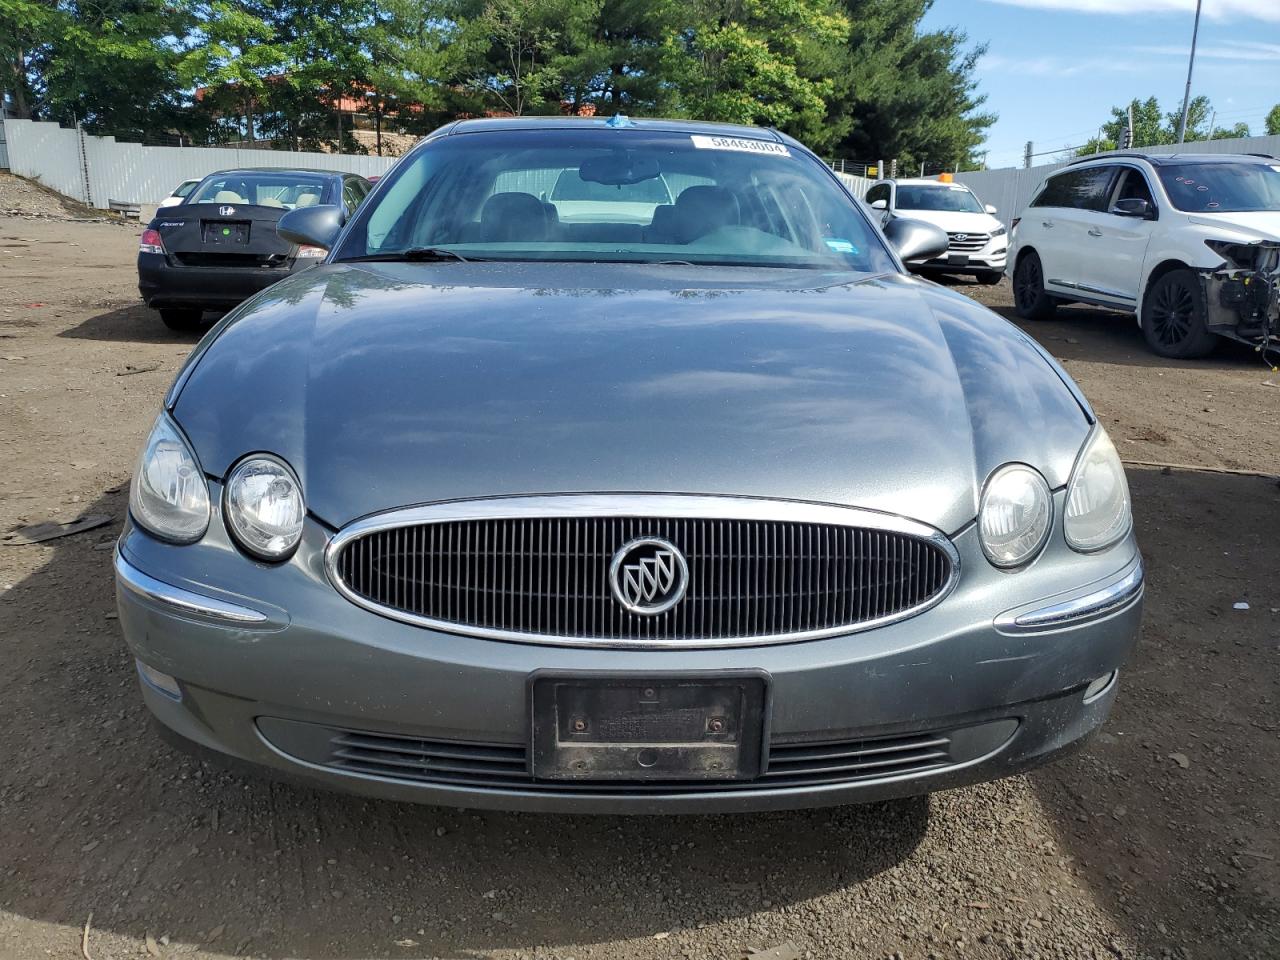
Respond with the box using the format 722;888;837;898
1008;152;1280;358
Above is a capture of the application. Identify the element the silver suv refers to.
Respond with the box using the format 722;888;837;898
1007;152;1280;358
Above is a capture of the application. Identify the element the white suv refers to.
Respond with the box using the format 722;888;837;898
1008;153;1280;358
866;178;1007;283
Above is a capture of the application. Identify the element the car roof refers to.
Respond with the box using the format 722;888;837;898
197;168;355;178
1066;152;1277;169
435;115;796;146
877;178;968;187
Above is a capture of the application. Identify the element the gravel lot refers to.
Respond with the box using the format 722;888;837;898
0;173;1277;960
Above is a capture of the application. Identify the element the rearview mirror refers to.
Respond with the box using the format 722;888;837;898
883;217;950;263
579;152;661;186
1112;198;1153;219
870;198;888;210
278;204;344;251
985;203;998;215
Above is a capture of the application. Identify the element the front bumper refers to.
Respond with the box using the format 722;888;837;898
137;253;311;310
115;499;1142;814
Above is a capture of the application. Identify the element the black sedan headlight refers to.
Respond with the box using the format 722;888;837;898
223;455;306;560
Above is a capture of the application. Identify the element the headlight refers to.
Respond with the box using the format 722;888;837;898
979;464;1052;568
224;455;305;560
129;414;210;543
1065;427;1131;552
991;225;1007;238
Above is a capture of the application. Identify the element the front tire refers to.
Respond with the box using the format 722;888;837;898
159;307;204;331
1012;252;1056;320
975;270;1004;286
1141;270;1217;359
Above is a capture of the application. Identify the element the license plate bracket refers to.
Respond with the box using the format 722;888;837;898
531;675;767;781
947;253;970;267
203;220;251;245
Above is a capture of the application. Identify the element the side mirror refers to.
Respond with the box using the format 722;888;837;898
1112;198;1153;219
884;217;951;263
278;204;344;251
985;203;998;215
869;198;888;210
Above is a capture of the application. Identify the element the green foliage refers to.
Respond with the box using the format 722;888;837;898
2;0;994;163
1266;104;1280;137
1075;95;1252;157
826;0;994;169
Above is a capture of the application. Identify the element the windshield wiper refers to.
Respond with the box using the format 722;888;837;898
343;247;475;263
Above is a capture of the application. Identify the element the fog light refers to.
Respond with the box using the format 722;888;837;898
136;659;182;701
1083;671;1116;701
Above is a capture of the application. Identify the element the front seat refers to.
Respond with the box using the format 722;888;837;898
479;192;548;242
667;186;740;244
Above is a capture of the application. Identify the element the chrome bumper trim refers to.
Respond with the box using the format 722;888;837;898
997;557;1144;633
114;547;269;624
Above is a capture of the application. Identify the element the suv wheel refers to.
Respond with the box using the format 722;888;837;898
1012;252;1056;320
159;307;204;331
1141;269;1217;359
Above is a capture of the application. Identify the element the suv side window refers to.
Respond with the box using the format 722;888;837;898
866;183;890;207
1112;168;1155;208
1031;166;1117;211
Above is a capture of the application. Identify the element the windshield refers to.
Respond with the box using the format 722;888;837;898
173;180;199;199
190;173;329;210
894;184;984;213
334;128;894;272
1157;162;1280;213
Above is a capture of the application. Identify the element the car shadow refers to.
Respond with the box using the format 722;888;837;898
56;303;214;344
1028;466;1280;956
0;485;930;959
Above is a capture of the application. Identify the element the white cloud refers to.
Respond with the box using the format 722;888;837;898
1136;40;1280;59
977;52;1152;76
980;0;1280;21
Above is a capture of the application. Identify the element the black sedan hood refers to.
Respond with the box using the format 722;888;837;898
172;263;1091;533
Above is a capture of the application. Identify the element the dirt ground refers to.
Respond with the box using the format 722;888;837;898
0;172;1277;960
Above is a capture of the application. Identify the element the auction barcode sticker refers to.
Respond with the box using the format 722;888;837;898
690;135;791;157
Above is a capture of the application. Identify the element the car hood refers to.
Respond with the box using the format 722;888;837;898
172;262;1091;533
1188;211;1280;241
892;210;1001;235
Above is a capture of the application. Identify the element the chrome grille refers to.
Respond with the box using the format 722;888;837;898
316;727;956;792
947;232;989;253
328;497;956;646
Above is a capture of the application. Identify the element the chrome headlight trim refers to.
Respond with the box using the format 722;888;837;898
114;547;269;624
995;555;1143;633
322;494;962;649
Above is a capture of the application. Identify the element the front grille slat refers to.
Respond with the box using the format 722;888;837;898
946;232;990;253
315;726;956;793
334;509;953;646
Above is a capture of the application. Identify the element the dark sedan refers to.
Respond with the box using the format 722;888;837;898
116;118;1142;813
136;168;372;329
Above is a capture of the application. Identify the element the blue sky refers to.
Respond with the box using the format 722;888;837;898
920;0;1280;169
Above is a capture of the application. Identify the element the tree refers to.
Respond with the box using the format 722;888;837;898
659;0;849;147
1267;104;1280;137
1075;95;1251;157
826;0;995;170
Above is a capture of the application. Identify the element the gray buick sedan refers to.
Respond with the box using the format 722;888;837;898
115;117;1143;813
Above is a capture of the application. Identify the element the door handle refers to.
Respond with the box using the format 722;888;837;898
1088;228;1103;237
1042;220;1054;228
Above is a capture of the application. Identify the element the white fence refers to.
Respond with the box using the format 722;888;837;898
949;133;1280;230
1;118;399;208
835;172;873;199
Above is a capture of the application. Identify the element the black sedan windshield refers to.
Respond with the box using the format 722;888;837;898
1157;162;1280;213
334;128;893;271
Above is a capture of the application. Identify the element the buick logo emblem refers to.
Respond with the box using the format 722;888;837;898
219;205;236;216
609;537;689;615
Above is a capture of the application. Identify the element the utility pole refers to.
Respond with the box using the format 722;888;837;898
1023;142;1033;169
1176;0;1203;145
